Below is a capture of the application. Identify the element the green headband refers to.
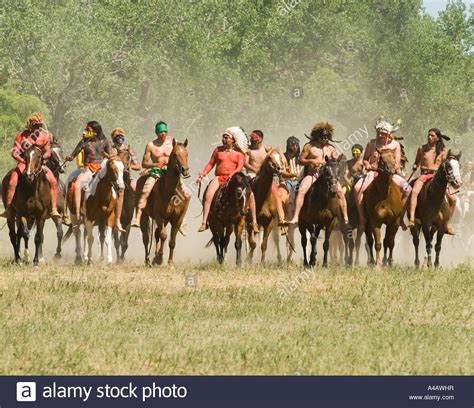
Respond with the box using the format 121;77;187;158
155;123;168;134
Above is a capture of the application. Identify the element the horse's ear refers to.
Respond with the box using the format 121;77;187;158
127;144;131;151
457;151;462;160
325;155;330;163
172;138;176;147
183;138;188;147
104;152;110;159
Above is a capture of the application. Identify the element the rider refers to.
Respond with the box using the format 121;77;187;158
343;144;365;188
288;121;349;225
196;126;258;233
244;130;288;226
111;127;141;232
408;128;455;234
1;112;60;219
65;121;112;226
283;136;301;184
354;120;411;230
131;121;174;228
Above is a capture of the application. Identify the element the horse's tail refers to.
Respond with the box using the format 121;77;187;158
62;225;73;244
205;238;213;248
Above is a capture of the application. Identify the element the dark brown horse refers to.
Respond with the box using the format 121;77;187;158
410;152;462;268
207;172;251;266
83;156;125;264
139;140;190;266
113;147;135;262
342;176;364;266
298;158;342;267
363;150;403;266
1;146;59;265
247;148;286;263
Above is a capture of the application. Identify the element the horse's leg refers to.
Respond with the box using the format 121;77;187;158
98;222;106;261
412;225;421;268
8;216;20;263
299;225;309;266
113;228;120;262
33;217;45;267
286;225;296;263
121;227;131;261
104;223;113;265
373;226;382;266
235;221;245;267
422;224;433;267
309;226;319;267
385;223;398;267
354;227;363;265
153;220;165;265
246;224;257;264
434;230;444;268
364;223;374;265
85;220;94;265
168;223;179;266
18;217;30;263
53;217;63;259
71;215;82;265
140;214;151;266
272;221;282;265
323;226;332;268
260;222;273;264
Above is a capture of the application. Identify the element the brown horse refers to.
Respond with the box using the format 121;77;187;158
113;147;135;262
139;139;190;266
83;156;125;264
1;146;60;266
247;148;286;263
410;152;462;268
207;172;251;266
363;150;403;266
298;158;342;267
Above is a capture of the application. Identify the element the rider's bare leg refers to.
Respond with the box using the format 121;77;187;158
44;166;60;218
198;177;220;232
0;167;21;218
337;182;349;224
132;176;156;227
408;179;424;226
289;175;314;224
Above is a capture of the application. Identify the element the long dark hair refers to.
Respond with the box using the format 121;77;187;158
285;136;300;161
87;120;106;140
429;128;447;158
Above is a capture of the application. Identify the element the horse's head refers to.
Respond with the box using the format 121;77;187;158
376;149;397;175
443;150;462;189
49;146;65;173
117;146;132;171
104;153;125;190
169;139;190;178
228;172;250;208
265;148;285;175
320;156;341;193
23;145;44;183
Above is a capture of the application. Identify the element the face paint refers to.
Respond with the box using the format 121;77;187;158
114;135;125;144
83;129;94;139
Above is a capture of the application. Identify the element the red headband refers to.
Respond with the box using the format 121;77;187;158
250;132;263;143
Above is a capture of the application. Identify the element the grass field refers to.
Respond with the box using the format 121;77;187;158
0;260;472;375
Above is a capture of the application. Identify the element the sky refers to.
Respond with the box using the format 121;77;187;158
423;0;473;17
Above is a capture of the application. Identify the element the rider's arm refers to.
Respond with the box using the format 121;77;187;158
68;140;85;160
412;147;422;171
199;148;218;178
104;140;112;155
244;153;258;174
11;133;25;164
130;149;141;171
42;139;52;160
362;143;372;171
394;143;401;172
235;151;245;173
141;143;155;169
298;144;314;166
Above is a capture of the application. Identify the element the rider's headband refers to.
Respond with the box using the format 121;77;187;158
155;123;168;134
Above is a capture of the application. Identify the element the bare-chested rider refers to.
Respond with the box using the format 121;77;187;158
354;120;411;230
131;121;173;228
288;121;349;225
408;128;456;235
343;144;365;188
244;130;287;226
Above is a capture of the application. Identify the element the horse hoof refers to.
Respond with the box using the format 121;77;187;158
75;257;82;265
322;263;328;268
152;257;163;266
54;254;62;260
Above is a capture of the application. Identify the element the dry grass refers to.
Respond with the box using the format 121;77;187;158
0;260;472;375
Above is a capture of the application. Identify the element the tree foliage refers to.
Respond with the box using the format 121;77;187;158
0;0;472;163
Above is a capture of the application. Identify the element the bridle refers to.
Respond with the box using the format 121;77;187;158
170;146;190;179
23;146;44;179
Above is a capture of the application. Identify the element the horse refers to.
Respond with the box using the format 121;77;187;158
410;151;462;268
1;146;59;266
363;150;403;267
247;148;287;264
113;147;135;262
83;155;125;264
298;157;342;267
207;172;251;266
139;139;190;266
